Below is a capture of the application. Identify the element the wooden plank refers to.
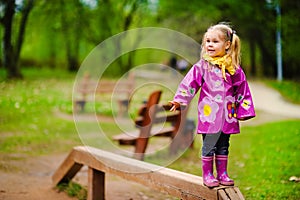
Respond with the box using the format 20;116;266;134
112;126;174;140
71;146;218;200
150;126;174;137
113;134;145;145
74;73;134;114
88;167;105;200
226;187;241;200
52;151;83;186
230;187;245;200
217;187;245;200
135;105;179;126
53;146;245;200
218;189;229;200
153;112;180;123
112;131;139;141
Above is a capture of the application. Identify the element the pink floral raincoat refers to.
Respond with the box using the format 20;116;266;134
173;59;256;134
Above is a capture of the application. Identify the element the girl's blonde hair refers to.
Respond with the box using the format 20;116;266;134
200;22;241;69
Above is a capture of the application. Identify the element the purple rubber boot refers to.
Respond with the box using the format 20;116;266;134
202;156;219;187
215;155;234;186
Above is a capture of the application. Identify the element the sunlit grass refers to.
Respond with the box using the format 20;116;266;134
230;121;300;200
0;68;80;154
168;120;300;200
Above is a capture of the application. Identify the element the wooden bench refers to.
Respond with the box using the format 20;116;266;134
112;90;193;160
52;146;245;200
74;72;135;117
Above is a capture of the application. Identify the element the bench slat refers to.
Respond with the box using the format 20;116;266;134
74;73;134;114
112;126;175;145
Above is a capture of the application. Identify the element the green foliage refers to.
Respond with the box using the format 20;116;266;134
57;182;87;200
3;0;300;79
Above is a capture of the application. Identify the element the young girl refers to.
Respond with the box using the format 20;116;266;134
169;23;255;187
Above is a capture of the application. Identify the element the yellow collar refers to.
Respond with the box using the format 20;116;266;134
203;54;235;80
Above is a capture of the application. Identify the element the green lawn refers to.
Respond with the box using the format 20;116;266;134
0;68;80;155
231;121;300;200
0;68;299;199
168;120;300;200
266;80;300;105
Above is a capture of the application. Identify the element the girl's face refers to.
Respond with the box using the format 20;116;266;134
204;30;230;57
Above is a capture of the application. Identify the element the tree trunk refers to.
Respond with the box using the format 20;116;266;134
60;0;81;72
1;0;22;79
256;37;276;78
15;0;34;62
1;0;34;79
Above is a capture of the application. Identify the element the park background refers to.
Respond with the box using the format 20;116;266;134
0;0;300;200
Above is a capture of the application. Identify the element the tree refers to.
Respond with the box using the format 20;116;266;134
281;0;300;79
59;0;85;71
85;0;148;75
38;0;87;71
216;0;276;77
156;0;281;78
35;0;147;74
0;0;34;79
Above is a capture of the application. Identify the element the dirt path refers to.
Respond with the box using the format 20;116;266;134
0;154;76;200
0;153;175;200
1;81;300;200
249;81;300;119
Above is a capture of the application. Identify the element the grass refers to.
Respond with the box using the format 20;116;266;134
1;67;300;199
266;80;300;105
57;182;87;200
230;121;300;200
0;68;80;155
168;120;300;200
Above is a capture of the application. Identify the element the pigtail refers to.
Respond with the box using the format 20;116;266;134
228;33;241;69
200;32;207;59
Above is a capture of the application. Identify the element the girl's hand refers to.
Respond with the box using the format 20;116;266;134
169;101;180;112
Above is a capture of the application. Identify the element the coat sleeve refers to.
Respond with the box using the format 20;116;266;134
232;67;256;120
173;61;203;105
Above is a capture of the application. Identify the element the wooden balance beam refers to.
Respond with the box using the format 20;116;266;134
52;146;245;200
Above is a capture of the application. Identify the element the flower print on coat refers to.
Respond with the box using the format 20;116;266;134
179;87;196;98
241;99;252;110
189;87;196;96
213;67;223;78
199;96;219;123
214;80;223;89
224;96;238;123
180;88;188;97
214;94;223;103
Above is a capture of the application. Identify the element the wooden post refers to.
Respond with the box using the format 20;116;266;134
169;105;189;155
134;91;162;160
88;167;105;200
